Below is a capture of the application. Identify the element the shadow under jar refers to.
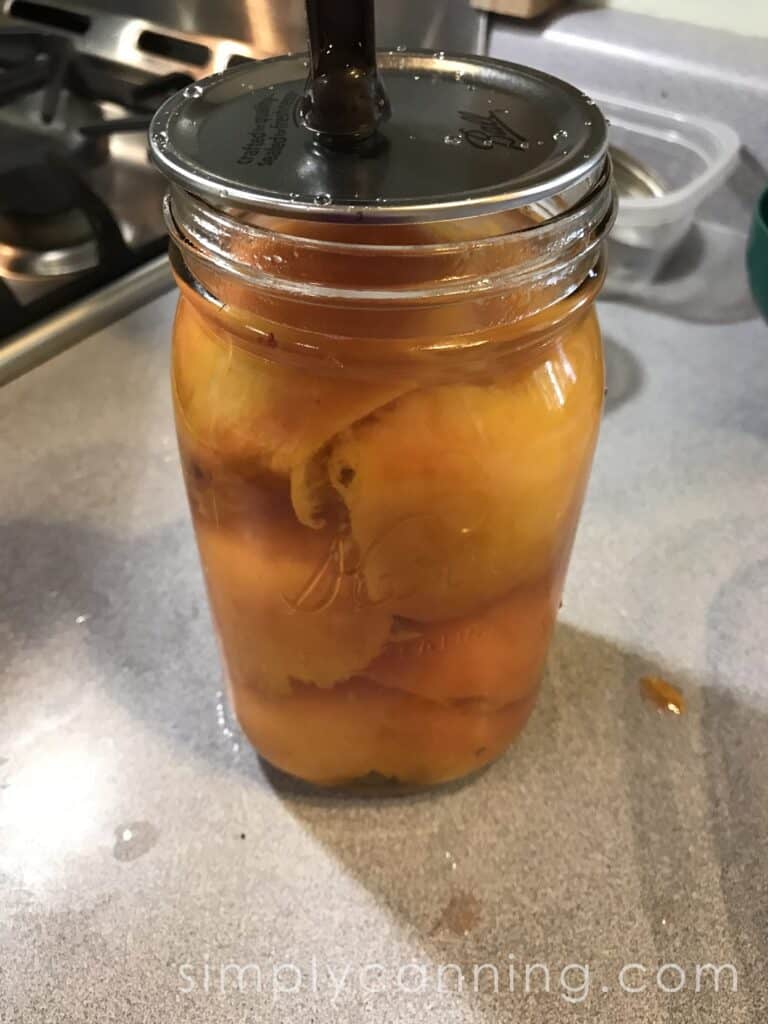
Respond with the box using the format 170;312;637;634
152;51;615;789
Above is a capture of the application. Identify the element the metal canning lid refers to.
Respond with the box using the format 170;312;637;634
150;51;608;223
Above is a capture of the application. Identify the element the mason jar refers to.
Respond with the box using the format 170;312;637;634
152;51;615;788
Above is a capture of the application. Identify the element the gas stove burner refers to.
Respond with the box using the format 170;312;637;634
0;94;110;171
0;28;73;123
0;24;195;280
0;25;194;134
0;15;197;345
0;210;97;278
0;161;99;277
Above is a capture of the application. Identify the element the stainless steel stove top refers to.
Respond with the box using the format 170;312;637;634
0;2;275;384
0;74;170;281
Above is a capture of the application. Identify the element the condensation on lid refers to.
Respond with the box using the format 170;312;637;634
149;50;608;223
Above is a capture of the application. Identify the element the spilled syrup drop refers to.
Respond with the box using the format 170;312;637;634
430;890;481;937
640;676;686;716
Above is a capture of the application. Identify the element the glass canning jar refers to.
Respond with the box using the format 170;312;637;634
163;156;614;788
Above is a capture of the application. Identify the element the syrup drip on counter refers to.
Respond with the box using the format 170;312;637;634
640;676;686;715
430;890;482;937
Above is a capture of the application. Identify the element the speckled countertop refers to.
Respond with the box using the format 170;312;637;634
1;280;767;1022
2;7;768;1017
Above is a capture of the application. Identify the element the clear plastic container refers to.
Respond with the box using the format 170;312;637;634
596;95;740;280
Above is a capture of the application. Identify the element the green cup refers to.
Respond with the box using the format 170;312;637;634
747;185;768;321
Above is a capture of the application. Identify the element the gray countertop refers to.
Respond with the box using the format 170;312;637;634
2;285;767;1022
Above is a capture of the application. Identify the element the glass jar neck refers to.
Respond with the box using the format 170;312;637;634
166;164;614;371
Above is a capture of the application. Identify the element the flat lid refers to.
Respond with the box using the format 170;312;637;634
150;51;607;223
